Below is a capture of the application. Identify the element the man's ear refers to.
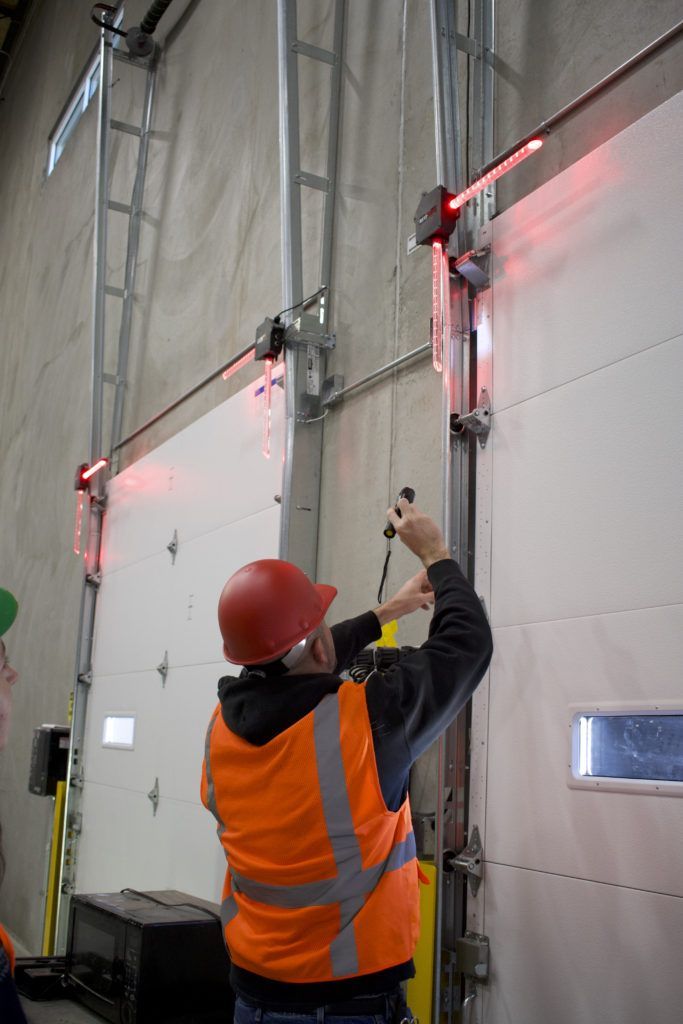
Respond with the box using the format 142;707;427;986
310;635;328;665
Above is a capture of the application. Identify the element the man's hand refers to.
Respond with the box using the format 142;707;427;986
374;570;435;626
385;499;450;569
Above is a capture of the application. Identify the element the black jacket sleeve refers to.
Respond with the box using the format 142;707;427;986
365;559;493;811
331;611;382;675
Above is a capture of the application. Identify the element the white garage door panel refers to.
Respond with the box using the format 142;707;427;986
157;664;224;805
76;381;282;899
77;784;225;902
92;505;280;676
491;91;683;412
490;334;683;628
83;672;162;791
484;604;683;897
161;505;281;668
91;553;177;676
479;863;683;1024
471;95;683;1024
102;379;284;573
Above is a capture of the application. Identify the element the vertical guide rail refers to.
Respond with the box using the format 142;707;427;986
319;0;345;334
56;18;114;948
277;0;305;567
277;0;345;576
430;2;470;1023
111;56;158;452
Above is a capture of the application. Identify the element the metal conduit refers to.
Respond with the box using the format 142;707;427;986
475;17;683;178
111;342;256;452
324;343;432;406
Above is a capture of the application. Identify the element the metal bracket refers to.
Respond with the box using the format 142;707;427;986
455;931;490;982
70;770;84;791
449;824;484;896
156;650;169;687
167;529;178;564
450;387;492;449
285;313;336;349
85;572;102;589
147;777;159;816
77;671;93;687
322;373;344;405
453;246;490;289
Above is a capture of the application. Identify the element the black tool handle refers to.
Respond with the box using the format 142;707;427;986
383;487;416;539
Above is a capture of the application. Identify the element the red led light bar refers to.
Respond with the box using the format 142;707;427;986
81;457;109;482
448;138;544;211
432;240;444;373
262;356;274;459
73;490;85;555
222;348;255;381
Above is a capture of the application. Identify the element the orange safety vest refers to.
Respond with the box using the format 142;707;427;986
0;923;16;975
201;679;421;984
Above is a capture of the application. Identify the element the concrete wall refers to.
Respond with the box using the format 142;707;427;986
0;0;680;951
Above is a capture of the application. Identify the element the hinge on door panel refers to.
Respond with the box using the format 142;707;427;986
167;529;178;564
448;824;484;895
156;650;169;687
450;388;492;449
147;777;159;816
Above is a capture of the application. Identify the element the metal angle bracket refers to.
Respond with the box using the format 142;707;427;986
452;246;491;290
449;823;484;896
322;373;344;405
285;313;336;349
450;387;492;449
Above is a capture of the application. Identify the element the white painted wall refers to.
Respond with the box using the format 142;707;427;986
469;92;683;1024
75;377;284;899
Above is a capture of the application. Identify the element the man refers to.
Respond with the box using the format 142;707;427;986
202;500;493;1024
0;587;28;1024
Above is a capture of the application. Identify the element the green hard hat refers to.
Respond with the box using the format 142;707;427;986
0;589;18;637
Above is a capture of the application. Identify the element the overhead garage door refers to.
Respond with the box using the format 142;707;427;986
469;91;683;1024
75;376;284;900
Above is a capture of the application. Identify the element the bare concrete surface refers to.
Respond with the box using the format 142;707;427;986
20;995;103;1024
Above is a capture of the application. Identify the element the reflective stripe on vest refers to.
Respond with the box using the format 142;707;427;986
205;684;419;980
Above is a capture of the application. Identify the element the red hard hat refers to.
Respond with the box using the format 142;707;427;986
217;559;337;665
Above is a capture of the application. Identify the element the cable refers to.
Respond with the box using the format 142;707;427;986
377;548;391;604
140;0;175;36
302;409;328;425
275;286;326;322
119;884;222;925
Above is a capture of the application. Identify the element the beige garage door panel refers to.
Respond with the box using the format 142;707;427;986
479;863;683;1024
484;603;683;897
490;334;683;629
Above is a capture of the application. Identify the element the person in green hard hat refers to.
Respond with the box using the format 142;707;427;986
0;586;28;1024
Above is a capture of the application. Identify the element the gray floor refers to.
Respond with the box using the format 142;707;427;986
20;994;103;1023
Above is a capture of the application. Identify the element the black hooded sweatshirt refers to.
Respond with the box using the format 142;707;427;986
216;558;493;1008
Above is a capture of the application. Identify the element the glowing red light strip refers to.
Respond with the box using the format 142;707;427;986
73;490;85;555
222;348;255;381
448;138;544;211
82;457;109;481
432;240;444;373
262;357;273;459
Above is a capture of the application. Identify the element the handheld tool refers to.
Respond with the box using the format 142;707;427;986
383;487;416;539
